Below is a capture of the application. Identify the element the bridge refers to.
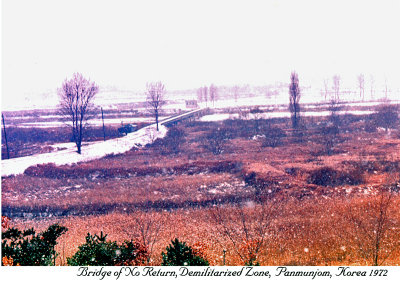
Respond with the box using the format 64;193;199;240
160;107;210;127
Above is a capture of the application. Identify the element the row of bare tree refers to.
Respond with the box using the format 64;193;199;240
197;84;218;107
58;73;166;154
289;72;398;132
322;74;390;102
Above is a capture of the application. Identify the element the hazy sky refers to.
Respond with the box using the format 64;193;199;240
2;0;400;110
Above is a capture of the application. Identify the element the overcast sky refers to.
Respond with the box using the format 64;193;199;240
2;0;400;110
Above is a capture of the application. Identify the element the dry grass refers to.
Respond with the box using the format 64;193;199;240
2;116;400;266
7;194;400;266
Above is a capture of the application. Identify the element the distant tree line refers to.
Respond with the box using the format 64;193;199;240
197;84;218;107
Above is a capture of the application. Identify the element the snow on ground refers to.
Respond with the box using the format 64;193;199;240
1;124;167;177
12;116;169;128
201;96;400;110
200;110;375;122
199;96;271;109
344;100;400;107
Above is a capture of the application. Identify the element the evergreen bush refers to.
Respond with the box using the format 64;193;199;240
2;223;67;266
161;238;209;266
67;232;148;266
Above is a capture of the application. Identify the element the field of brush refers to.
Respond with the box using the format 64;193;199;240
2;104;400;266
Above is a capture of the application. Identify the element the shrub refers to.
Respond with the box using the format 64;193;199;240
2;224;67;266
222;119;256;139
24;160;243;179
318;125;340;155
285;167;299;176
328;99;342;127
149;126;186;155
364;119;377;133
250;107;264;134
373;104;399;132
67;232;148;266
1;216;10;229
307;167;364;187
242;171;280;196
163;126;186;154
261;126;286;147
161;238;209;266
202;128;230;155
343;159;400;174
291;124;307;143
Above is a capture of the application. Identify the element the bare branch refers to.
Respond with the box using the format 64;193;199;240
58;73;99;154
146;81;166;131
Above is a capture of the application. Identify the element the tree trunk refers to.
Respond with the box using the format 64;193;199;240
155;110;159;131
2;114;10;159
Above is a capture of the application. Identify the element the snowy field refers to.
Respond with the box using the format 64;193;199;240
200;110;375;122
200;96;400;110
12;116;168;128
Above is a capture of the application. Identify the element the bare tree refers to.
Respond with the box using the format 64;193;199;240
146;81;166;131
202;127;229;155
131;210;164;263
384;77;389;100
338;185;400;266
328;96;342;127
323;78;330;101
203;86;208;107
249;107;263;134
328;76;342;127
233;85;240;103
289;71;301;129
369;75;375;100
197;87;203;103
357;74;365;101
210;200;280;265
332;75;341;102
318;123;340;155
209;84;218;107
58;73;99;154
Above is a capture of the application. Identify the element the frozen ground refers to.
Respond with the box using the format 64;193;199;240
200;109;375;122
13;116;168;128
201;96;400;110
1;124;167;177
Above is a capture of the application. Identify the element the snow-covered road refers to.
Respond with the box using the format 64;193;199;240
1;124;167;177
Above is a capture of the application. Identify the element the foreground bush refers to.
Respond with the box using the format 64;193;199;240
161;238;209;266
67;232;148;266
2;224;67;266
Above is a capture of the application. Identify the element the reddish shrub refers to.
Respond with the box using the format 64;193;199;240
307;167;364;187
24;160;243;179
